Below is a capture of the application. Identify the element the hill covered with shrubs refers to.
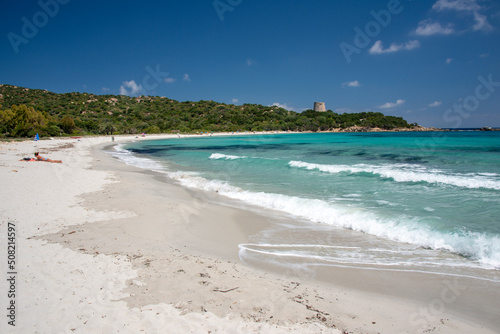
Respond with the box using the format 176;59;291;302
0;84;418;137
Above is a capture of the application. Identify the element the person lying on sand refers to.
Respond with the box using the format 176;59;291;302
34;152;62;163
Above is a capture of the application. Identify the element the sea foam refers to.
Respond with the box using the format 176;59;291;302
109;145;500;269
166;169;500;269
289;160;500;190
109;145;166;172
209;153;247;160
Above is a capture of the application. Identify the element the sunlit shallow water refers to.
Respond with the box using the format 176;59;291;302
111;131;500;282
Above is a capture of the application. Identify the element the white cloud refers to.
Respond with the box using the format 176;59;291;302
102;87;110;93
246;58;256;66
183;73;191;81
232;98;239;103
446;58;453;64
119;80;143;96
271;102;294;111
164;77;176;83
428;101;442;107
432;0;493;32
432;0;480;12
378;99;405;109
479;53;489;58
343;80;361;87
472;11;493;31
415;19;454;36
369;40;420;55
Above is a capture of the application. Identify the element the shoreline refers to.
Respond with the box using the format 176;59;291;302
2;125;497;145
1;135;498;333
0;125;454;144
102;136;500;330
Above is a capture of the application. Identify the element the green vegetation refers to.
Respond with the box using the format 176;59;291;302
0;84;417;138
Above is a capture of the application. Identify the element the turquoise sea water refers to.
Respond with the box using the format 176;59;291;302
112;132;500;280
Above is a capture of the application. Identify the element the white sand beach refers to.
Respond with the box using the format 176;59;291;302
1;135;498;334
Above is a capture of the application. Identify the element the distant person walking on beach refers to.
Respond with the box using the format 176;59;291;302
34;152;62;163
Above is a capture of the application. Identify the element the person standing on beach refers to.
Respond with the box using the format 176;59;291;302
34;152;62;163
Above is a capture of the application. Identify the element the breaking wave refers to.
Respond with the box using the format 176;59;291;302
209;153;247;160
167;170;500;269
289;160;500;190
108;144;500;270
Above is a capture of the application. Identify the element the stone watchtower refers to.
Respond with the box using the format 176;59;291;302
314;102;326;112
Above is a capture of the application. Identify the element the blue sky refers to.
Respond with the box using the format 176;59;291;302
1;0;499;127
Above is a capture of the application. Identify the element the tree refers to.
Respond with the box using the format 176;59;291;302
46;125;62;136
9;104;48;137
0;107;14;135
99;122;116;135
145;125;160;133
60;115;76;134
